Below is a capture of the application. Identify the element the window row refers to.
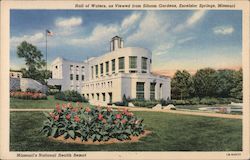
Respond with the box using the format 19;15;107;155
70;65;85;71
136;82;163;100
91;56;149;79
70;74;85;81
83;81;113;89
83;92;113;103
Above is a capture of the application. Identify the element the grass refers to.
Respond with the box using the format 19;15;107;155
10;96;94;109
10;111;242;151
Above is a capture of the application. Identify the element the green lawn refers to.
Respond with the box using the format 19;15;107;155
10;96;94;109
10;111;242;151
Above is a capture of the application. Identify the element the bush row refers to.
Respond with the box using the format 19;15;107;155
54;90;88;103
10;91;47;100
171;97;242;105
112;95;242;107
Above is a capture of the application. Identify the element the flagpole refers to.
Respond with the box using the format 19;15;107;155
45;30;48;72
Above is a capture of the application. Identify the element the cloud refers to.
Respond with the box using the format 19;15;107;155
187;10;206;26
10;32;44;48
69;24;119;51
153;43;174;56
213;25;234;35
55;17;82;28
177;36;195;44
174;10;206;32
121;13;141;29
126;11;171;48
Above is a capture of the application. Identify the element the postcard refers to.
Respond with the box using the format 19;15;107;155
0;0;250;159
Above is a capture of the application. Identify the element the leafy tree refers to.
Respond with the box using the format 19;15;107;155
17;41;51;84
17;41;45;70
171;70;194;99
214;69;237;98
229;68;242;99
193;68;217;97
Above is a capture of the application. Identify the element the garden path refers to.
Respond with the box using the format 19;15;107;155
10;107;242;119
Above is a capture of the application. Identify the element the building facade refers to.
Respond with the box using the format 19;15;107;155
9;70;23;78
48;36;171;105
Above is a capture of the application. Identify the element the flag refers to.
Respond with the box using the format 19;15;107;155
46;29;53;36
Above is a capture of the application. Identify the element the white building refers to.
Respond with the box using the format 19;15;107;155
9;70;22;78
48;36;171;105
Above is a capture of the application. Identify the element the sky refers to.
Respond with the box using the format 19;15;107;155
10;10;242;76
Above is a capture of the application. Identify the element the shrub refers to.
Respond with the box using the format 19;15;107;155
26;88;41;93
200;97;219;105
171;97;242;105
171;99;191;105
113;101;126;106
188;97;200;105
41;104;145;142
10;91;47;100
160;99;173;106
55;90;88;103
122;94;129;106
130;99;158;108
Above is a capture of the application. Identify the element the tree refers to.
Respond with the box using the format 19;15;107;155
214;69;237;98
171;70;194;99
229;68;242;99
17;41;51;84
193;68;217;97
17;41;45;70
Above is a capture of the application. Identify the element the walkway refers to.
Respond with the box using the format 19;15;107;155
10;106;242;120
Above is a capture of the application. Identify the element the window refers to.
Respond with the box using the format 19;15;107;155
70;65;73;70
70;74;73;80
129;70;137;73
159;83;163;99
82;75;85;81
142;57;147;70
97;93;99;100
106;61;109;75
76;75;79;81
102;93;105;101
129;56;137;69
55;66;58;69
109;92;112;103
112;59;115;73
91;66;94;79
136;82;144;100
76;66;79;71
150;83;156;100
95;65;98;78
119;57;125;70
100;63;103;76
92;93;94;99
